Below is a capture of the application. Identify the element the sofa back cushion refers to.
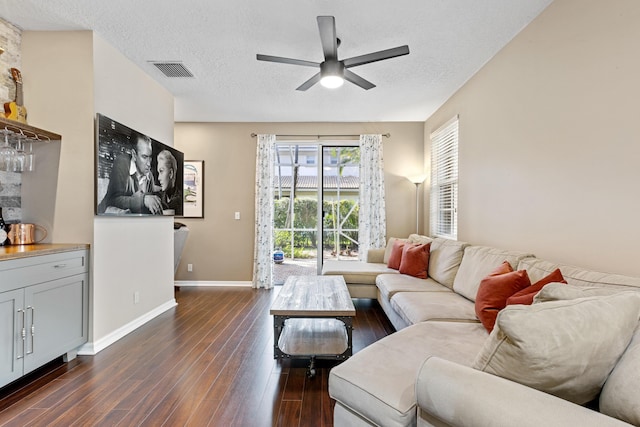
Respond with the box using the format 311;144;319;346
525;277;640;424
453;246;534;302
407;234;433;245
473;292;640;405
533;282;630;303
423;238;469;289
600;324;640;425
518;258;640;292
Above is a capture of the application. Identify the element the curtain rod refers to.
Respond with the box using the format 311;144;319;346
250;133;390;138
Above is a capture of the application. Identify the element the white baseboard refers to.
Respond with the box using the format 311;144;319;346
174;280;252;287
77;298;178;356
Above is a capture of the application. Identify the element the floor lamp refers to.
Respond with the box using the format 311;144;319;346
408;175;427;234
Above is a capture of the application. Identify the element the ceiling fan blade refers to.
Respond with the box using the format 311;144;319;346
342;45;410;68
344;70;376;90
296;72;322;91
317;16;338;61
256;54;319;68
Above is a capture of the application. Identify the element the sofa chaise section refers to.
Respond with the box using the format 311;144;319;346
329;321;488;427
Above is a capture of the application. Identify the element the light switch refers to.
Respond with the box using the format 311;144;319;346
234;212;241;220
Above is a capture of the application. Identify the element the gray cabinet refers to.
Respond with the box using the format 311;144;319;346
0;249;89;388
0;289;24;386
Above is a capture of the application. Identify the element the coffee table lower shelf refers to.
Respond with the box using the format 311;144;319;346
273;316;353;377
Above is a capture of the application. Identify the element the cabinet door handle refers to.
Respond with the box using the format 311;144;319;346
16;309;25;360
53;264;67;269
27;306;34;355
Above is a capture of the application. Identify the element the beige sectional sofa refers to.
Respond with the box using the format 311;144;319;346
323;235;640;427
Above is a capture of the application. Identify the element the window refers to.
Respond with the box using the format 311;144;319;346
430;116;458;239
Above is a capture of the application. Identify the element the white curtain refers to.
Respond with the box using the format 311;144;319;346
358;134;387;261
252;134;276;289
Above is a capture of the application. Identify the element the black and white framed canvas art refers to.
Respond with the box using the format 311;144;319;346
95;113;184;216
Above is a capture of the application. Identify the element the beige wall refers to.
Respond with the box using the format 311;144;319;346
22;31;176;350
174;122;424;282
22;31;95;245
425;0;640;276
92;34;175;346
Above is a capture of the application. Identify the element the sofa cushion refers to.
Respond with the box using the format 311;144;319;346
518;257;640;292
533;282;631;303
472;292;640;405
453;246;534;302
366;248;386;264
329;321;488;427
475;264;531;332
391;291;478;325
377;274;452;301
407;234;433;245
506;268;567;306
387;239;406;270
399;243;431;279
600;324;640;426
322;260;398;285
425;238;469;289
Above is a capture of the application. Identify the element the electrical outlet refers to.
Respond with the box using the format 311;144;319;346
134;291;140;304
234;211;240;220
188;263;193;272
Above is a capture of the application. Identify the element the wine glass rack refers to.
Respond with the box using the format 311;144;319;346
0;117;61;142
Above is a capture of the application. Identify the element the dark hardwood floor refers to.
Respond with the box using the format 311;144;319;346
0;286;394;426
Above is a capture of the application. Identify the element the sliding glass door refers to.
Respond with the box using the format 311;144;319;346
273;142;360;285
322;146;360;264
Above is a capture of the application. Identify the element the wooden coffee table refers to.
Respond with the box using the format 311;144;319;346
270;275;356;377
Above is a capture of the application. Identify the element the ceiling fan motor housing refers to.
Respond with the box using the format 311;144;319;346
321;60;345;79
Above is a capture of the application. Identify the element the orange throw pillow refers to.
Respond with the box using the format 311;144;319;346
475;262;531;333
506;268;567;306
399;243;431;279
387;240;406;270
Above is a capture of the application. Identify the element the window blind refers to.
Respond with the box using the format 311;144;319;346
430;116;459;239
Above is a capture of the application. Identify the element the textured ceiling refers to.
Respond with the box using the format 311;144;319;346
0;0;553;122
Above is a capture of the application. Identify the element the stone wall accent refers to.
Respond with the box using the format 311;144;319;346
0;18;22;222
0;170;20;222
0;18;21;104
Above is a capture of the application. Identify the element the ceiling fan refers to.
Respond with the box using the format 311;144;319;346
257;16;410;91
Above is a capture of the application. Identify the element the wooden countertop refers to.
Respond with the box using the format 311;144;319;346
0;243;90;262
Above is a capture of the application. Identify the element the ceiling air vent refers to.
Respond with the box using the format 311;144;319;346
149;61;194;78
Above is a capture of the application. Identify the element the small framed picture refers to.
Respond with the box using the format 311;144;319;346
182;160;204;218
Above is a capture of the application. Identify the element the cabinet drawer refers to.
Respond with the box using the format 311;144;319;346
0;250;89;293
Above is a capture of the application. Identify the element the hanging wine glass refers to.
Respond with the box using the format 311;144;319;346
0;128;16;172
13;132;26;173
25;141;35;172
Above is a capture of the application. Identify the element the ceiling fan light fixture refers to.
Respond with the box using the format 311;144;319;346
320;61;344;89
321;75;344;88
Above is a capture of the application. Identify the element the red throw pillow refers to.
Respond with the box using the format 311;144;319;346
506;268;567;306
387;240;406;270
490;260;514;276
399;243;431;279
475;263;531;333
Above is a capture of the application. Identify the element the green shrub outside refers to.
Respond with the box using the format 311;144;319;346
274;197;359;256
